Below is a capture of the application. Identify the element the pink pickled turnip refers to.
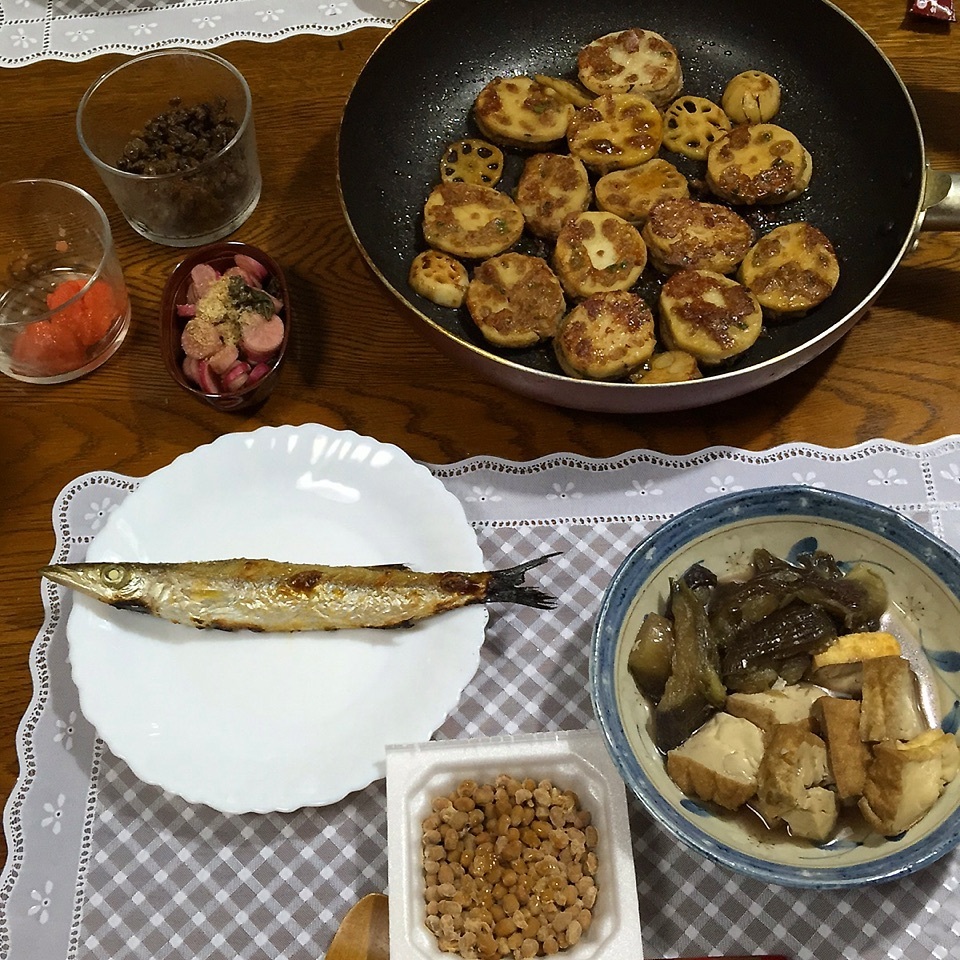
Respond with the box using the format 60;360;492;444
174;251;286;399
189;263;220;300
246;362;272;386
182;355;203;386
235;254;269;283
241;315;285;364
208;342;240;375
224;265;260;288
181;317;223;360
222;360;251;393
195;360;220;394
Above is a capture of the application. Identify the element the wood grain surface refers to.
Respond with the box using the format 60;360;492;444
1;3;959;868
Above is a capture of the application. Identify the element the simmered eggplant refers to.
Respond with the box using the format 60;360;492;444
721;600;838;693
709;548;886;646
628;612;675;699
654;579;726;752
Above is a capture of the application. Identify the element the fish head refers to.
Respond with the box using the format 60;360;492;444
41;562;152;609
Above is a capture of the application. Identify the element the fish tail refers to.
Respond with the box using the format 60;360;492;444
484;554;558;610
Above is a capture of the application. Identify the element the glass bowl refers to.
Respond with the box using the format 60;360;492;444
0;179;131;384
77;50;261;248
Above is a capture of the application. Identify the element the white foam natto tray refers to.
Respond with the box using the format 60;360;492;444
385;729;644;960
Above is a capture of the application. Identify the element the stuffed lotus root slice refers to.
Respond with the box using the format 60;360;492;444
630;349;702;384
533;74;595;109
722;71;782;124
577;28;683;107
567;93;663;173
439;138;504;187
408;250;470;308
421;182;525;260
642;198;754;276
465;253;566;349
553;211;648;299
706;123;812;205
658;268;763;366
738;222;840;318
554;290;656;380
473;75;575;149
514;153;592;240
662;96;732;161
594;158;690;226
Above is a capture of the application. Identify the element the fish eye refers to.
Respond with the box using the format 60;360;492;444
101;566;129;586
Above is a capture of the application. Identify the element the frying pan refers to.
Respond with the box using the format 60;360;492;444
337;0;959;413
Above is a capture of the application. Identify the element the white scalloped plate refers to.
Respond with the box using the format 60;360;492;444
65;424;486;813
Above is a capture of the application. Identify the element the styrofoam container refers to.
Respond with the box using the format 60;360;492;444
385;729;643;960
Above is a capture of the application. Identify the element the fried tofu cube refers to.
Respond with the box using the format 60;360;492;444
809;631;902;694
756;723;829;818
859;730;960;835
666;712;766;811
726;682;827;733
814;696;870;803
782;786;839;843
859;656;925;743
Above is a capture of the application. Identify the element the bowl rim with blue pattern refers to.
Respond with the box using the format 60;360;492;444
590;484;960;888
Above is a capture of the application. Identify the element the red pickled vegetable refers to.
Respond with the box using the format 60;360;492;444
235;254;269;283
246;362;271;386
241;314;285;363
222;360;250;393
175;252;283;396
208;342;239;375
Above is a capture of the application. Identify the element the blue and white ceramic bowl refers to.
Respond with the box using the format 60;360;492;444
591;485;960;887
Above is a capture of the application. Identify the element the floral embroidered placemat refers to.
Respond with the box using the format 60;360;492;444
3;435;960;960
0;0;408;66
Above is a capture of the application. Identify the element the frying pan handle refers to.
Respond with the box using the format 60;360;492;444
920;169;960;231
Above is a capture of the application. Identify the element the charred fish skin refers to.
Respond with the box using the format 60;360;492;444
39;554;557;632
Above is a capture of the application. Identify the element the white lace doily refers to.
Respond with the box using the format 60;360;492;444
0;0;409;67
3;437;960;960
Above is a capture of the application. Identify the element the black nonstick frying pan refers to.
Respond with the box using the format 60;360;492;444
337;0;958;413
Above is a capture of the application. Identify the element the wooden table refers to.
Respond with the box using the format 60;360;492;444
1;3;959;870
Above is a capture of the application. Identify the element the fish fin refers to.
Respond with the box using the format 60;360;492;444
485;554;559;610
367;562;412;571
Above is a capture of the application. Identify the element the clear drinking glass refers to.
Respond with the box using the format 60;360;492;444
76;50;261;248
0;179;131;384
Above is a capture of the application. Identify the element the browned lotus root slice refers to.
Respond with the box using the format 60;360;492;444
658;269;763;365
515;153;592;240
408;250;470;308
553;211;647;299
594;158;690;226
422;182;524;260
533;74;595;108
738;222;840;318
630;350;702;384
473;76;574;149
663;96;732;161
465;253;566;348
439;138;505;187
706;123;812;205
567;93;663;173
642;198;753;276
722;71;782;124
554;290;656;380
577;28;683;107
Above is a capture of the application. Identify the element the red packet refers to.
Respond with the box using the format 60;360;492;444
910;0;956;21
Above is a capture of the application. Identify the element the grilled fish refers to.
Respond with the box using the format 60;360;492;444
40;555;556;632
